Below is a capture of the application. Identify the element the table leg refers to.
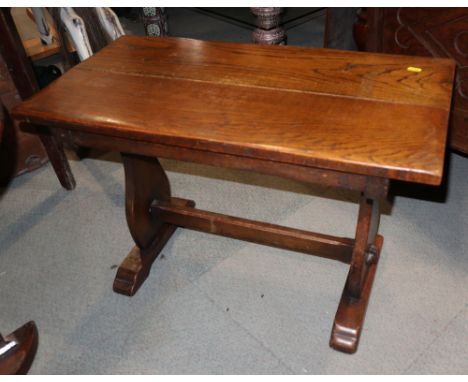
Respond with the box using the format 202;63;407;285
330;192;382;353
37;128;75;190
113;153;193;296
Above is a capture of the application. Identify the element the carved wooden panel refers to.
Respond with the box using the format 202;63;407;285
359;8;468;154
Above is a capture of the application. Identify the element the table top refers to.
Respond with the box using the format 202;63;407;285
12;36;455;185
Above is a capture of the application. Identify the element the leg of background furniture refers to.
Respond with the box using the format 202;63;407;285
141;8;168;37
250;7;286;45
37;127;76;190
113;153;193;296
0;321;38;375
0;9;76;190
330;192;382;353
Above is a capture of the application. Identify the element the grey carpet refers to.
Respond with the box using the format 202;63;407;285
1;7;467;375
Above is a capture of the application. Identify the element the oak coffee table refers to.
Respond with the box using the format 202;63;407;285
12;36;455;353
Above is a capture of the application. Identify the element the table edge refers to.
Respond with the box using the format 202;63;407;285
12;110;445;186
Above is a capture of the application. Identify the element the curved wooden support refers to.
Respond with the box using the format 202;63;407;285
114;153;193;296
0;321;39;375
122;153;170;249
330;188;382;353
330;235;383;353
347;195;380;299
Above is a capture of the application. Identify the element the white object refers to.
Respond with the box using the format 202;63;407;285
31;7;53;45
95;7;125;42
59;7;93;61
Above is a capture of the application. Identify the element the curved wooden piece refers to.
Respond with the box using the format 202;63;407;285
330;188;382;353
0;321;39;375
114;153;193;296
122;153;170;249
330;235;383;353
347;195;380;298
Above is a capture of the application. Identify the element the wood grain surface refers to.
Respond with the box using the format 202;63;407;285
12;36;456;184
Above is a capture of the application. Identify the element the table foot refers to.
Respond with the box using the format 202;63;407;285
113;197;194;296
330;234;383;353
0;321;38;375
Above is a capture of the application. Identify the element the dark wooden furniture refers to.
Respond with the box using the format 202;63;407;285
354;8;468;154
0;321;38;375
0;12;48;180
1;58;46;181
0;12;40;375
0;8;75;188
12;36;455;353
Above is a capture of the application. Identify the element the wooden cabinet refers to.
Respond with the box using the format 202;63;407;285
355;8;468;154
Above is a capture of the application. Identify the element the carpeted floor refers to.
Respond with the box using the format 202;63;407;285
1;7;467;375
